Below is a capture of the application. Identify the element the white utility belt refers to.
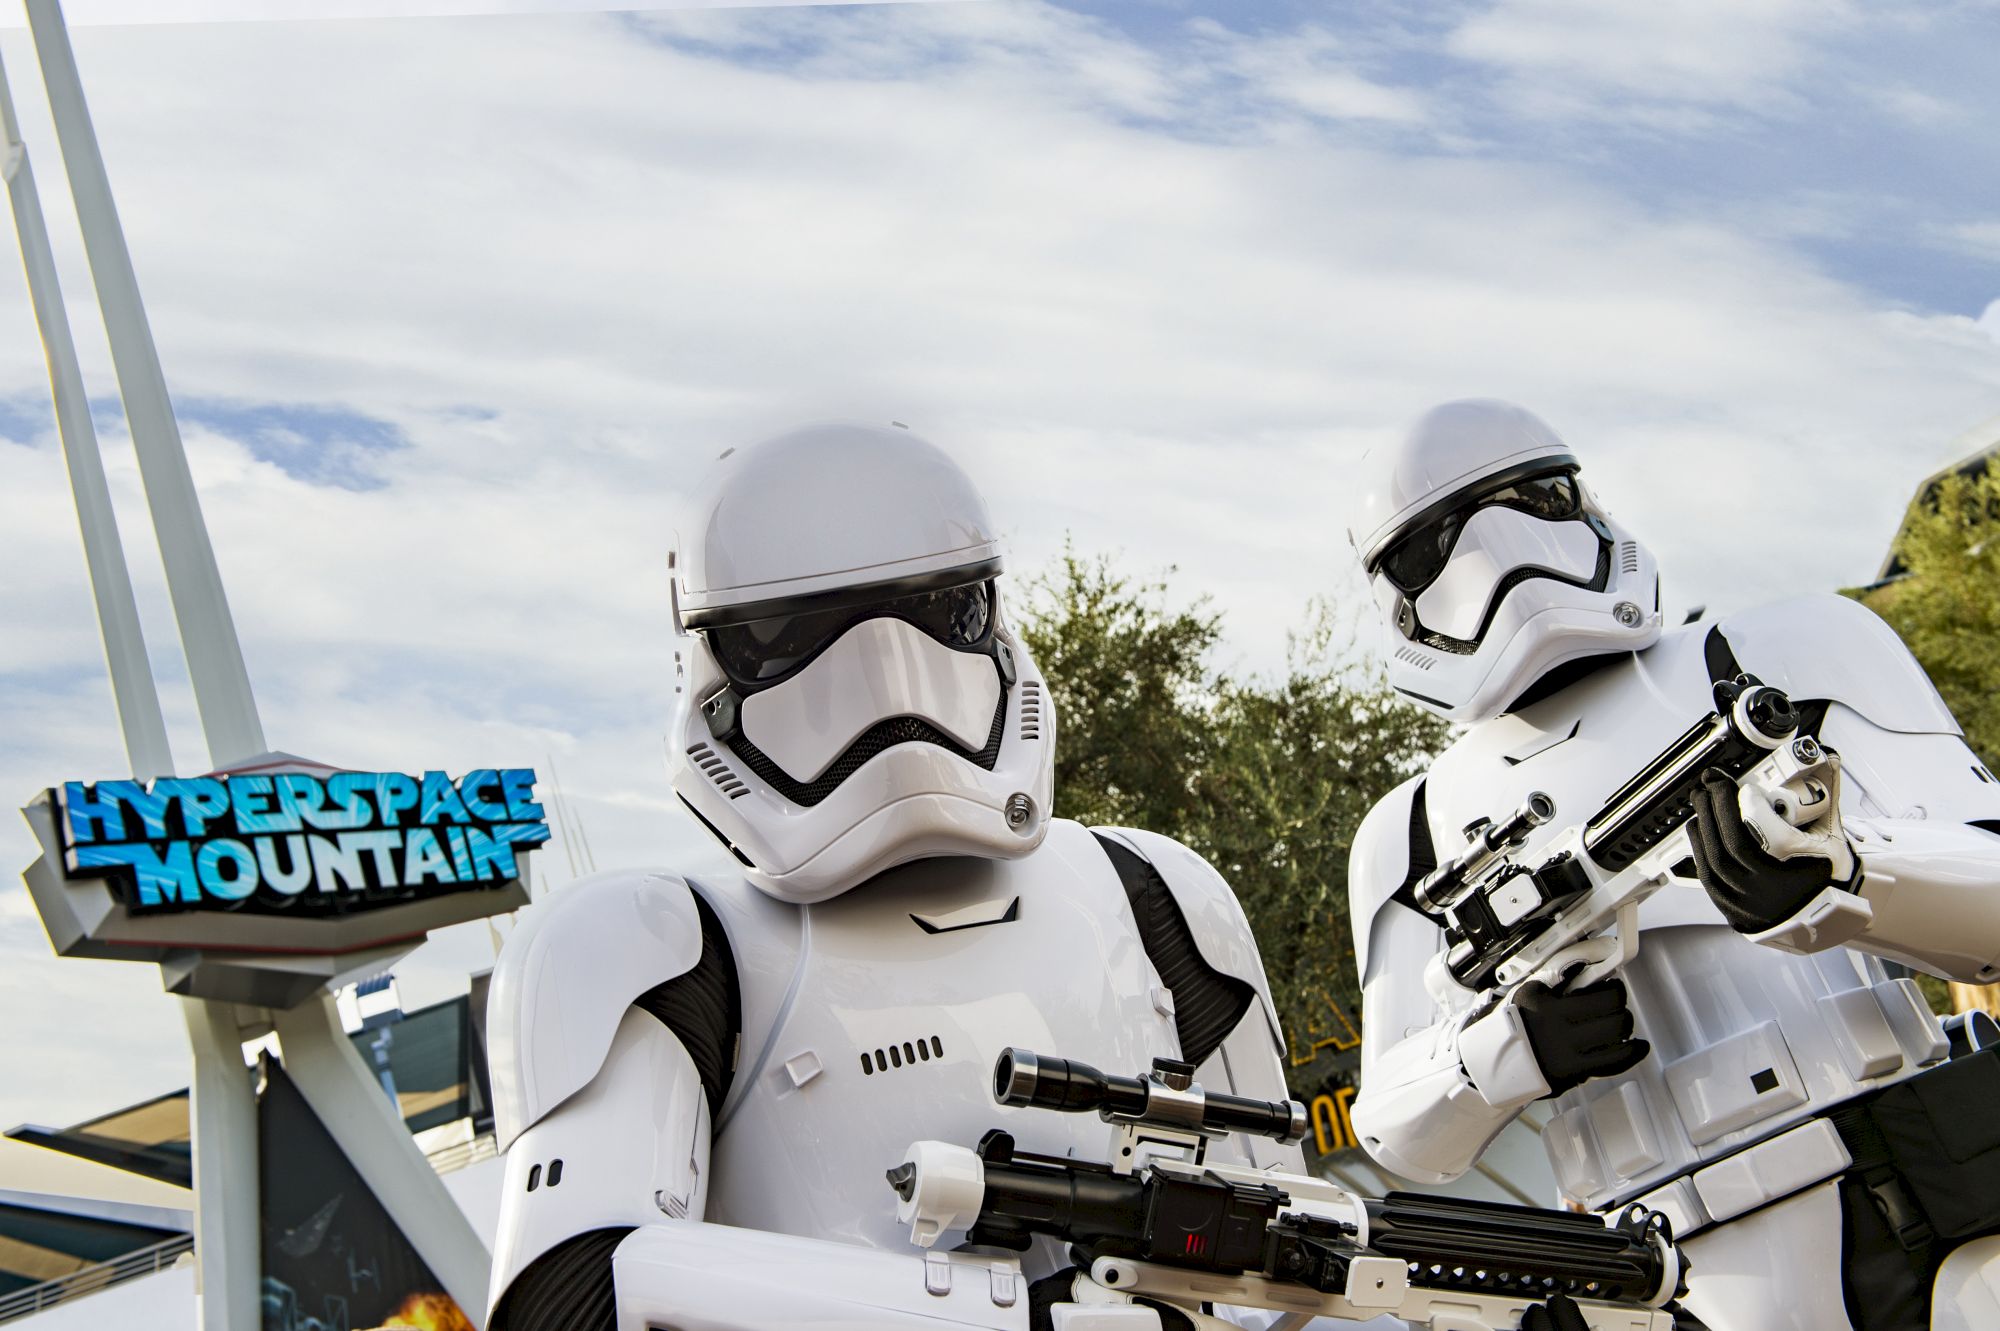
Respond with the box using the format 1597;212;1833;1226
1621;1115;1854;1242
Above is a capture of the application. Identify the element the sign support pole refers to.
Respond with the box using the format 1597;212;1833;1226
24;0;266;772
181;998;263;1331
0;45;172;782
273;996;495;1319
6;6;494;1327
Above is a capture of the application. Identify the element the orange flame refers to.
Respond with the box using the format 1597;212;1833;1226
361;1292;473;1331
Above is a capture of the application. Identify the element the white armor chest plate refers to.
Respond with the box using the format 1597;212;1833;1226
1425;626;1946;1208
698;819;1198;1252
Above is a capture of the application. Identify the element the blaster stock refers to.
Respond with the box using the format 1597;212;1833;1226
891;1051;1686;1331
1418;675;1867;997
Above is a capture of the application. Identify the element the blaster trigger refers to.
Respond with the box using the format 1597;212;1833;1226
1515;924;1627;994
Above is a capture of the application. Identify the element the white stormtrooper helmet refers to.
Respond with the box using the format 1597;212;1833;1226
667;423;1054;904
1349;400;1661;724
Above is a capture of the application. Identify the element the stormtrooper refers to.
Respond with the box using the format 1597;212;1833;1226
1345;399;2000;1331
481;424;1304;1331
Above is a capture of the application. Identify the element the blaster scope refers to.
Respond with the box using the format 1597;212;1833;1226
995;1049;1307;1145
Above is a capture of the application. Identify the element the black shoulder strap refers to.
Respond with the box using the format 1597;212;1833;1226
1703;625;1741;684
1704;622;1830;737
631;889;741;1122
1091;832;1254;1067
1388;780;1443;924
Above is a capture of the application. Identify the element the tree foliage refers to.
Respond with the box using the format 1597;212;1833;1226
1854;466;2000;772
1851;464;2000;1018
1015;547;1450;1091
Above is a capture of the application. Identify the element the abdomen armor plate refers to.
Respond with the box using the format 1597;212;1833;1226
704;819;1191;1252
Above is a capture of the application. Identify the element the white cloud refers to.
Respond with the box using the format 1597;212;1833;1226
1934;220;2000;264
1187;20;1430;128
1446;0;1852;124
1979;299;2000;348
1;2;1998;1125
0;0;941;26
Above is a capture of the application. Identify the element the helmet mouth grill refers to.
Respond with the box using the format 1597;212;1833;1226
725;687;1010;808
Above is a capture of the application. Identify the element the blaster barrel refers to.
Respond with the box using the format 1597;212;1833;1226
910;1143;1681;1307
1411;790;1556;914
1363;1192;1677;1306
1582;677;1800;873
995;1049;1306;1143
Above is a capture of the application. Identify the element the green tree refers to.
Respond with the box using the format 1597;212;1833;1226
1196;607;1449;1077
1014;549;1450;1092
1854;467;2000;771
1852;465;2000;1017
1015;544;1223;833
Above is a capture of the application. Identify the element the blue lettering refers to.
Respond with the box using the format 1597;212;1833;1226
276;774;333;831
62;781;127;844
346;829;404;887
403;828;454;884
499;769;544;822
308;833;367;893
459;769;509;822
196;839;258;901
374;773;419;825
74;842;201;907
463;826;520;881
322;773;373;830
158;777;229;836
445;826;473;880
255;834;312;895
232;775;297;834
118;781;174;839
502;819;552;848
420;770;470;826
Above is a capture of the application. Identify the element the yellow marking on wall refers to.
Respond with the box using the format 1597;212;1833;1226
1308;1086;1360;1156
1290;988;1363;1067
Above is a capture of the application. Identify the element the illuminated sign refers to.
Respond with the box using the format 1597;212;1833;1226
54;769;550;916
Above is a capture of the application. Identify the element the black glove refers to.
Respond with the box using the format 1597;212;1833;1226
1687;767;1834;934
1521;1293;1591;1331
1512;974;1650;1098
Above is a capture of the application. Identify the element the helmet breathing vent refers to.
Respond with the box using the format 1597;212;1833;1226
1620;541;1640;576
1019;680;1043;740
686;741;749;799
1393;644;1435;671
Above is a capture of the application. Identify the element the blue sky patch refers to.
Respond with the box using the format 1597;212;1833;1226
178;398;410;491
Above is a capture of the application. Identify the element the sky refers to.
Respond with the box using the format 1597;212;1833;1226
1;0;1999;1131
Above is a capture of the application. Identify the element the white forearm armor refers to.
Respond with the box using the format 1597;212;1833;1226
1775;717;2000;982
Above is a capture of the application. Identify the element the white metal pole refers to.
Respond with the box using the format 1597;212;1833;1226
24;0;266;769
180;997;262;1331
0;44;172;781
272;995;494;1326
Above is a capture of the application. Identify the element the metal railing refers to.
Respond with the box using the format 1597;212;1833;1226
0;1128;495;1323
0;1233;193;1324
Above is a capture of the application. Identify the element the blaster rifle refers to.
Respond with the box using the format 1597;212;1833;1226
890;1050;1687;1330
1417;674;1871;997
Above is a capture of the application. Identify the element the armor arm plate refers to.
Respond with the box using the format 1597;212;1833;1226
1349;779;1539;1183
1784;705;2000;981
489;1009;711;1325
486;869;707;1147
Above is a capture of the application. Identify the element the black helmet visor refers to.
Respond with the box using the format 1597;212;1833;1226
698;572;998;691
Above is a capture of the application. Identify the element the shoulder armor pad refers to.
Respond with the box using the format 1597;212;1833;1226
1351;774;1427;982
1095;827;1285;1052
1719;594;1958;736
487;868;705;1149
